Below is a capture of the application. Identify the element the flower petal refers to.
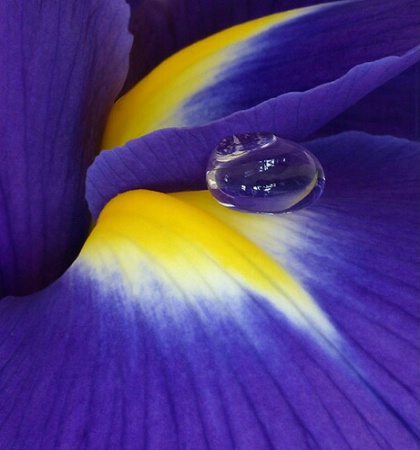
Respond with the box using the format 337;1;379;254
103;0;419;146
125;0;337;89
0;0;132;296
170;131;419;438
313;62;419;140
88;44;418;219
1;132;417;447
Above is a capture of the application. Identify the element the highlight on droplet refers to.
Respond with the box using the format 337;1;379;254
206;133;325;214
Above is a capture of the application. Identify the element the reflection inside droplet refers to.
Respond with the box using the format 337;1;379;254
206;133;325;214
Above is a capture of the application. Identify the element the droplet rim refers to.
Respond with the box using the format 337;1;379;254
206;132;325;215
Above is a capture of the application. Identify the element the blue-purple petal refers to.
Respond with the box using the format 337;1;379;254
179;0;419;128
0;0;132;296
125;0;340;90
204;132;420;431
0;133;418;449
87;45;418;219
288;133;419;436
312;62;419;140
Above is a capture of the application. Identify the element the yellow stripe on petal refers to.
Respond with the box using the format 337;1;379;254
102;4;328;150
81;189;336;342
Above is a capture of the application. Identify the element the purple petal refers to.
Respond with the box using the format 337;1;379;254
87;46;418;219
184;133;419;427
312;62;419;140
178;0;419;128
0;133;417;448
125;0;339;90
258;132;419;435
0;0;132;296
103;0;419;148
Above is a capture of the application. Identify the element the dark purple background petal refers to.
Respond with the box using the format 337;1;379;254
87;47;418;219
311;62;419;140
179;0;419;128
124;0;340;91
0;132;417;449
0;0;132;297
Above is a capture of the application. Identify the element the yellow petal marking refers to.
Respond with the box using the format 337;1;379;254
102;3;329;149
81;189;336;341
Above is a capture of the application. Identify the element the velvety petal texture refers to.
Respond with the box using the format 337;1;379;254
1;0;417;448
1;132;417;449
125;0;340;90
0;0;132;296
313;62;419;141
102;0;419;148
88;46;418;218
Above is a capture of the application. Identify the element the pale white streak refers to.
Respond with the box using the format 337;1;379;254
79;226;340;354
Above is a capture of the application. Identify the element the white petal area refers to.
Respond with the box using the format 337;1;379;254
0;131;418;448
168;131;419;439
81;189;339;349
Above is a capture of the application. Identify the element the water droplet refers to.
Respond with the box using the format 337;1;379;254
206;133;325;214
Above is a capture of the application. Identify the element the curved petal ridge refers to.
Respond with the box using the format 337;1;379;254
87;45;418;218
1;165;418;447
0;0;132;296
102;0;419;148
169;131;420;433
103;3;328;148
311;62;420;140
220;46;419;141
81;189;338;344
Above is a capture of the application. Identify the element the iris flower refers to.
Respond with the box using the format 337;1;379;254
0;0;418;448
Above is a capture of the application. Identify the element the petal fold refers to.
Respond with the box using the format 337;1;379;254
0;0;132;296
1;132;418;447
88;45;418;219
313;62;419;141
172;132;419;433
103;0;419;147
